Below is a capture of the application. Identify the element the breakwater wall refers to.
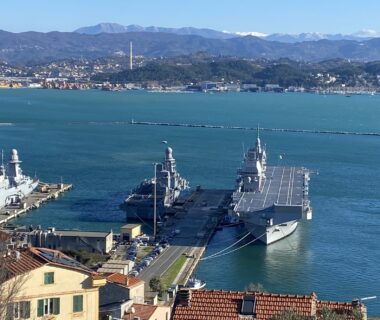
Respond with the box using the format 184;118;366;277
130;120;380;137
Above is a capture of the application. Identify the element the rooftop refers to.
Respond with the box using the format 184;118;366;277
125;303;158;320
105;273;143;288
2;247;94;281
172;290;360;320
53;230;112;237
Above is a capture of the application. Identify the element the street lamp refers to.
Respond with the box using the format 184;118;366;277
153;162;158;239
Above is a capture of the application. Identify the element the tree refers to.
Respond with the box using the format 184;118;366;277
270;309;310;320
0;254;27;319
149;277;165;295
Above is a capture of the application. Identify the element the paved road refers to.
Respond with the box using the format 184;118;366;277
138;189;231;285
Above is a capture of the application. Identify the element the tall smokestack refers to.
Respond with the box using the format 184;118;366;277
129;41;133;70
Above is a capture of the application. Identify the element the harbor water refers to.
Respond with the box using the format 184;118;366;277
0;89;379;314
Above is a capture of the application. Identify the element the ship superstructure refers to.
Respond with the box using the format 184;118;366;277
230;129;312;245
0;149;39;209
122;147;188;220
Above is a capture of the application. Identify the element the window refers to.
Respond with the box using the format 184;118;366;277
44;272;54;284
73;295;83;313
37;298;60;316
6;301;30;319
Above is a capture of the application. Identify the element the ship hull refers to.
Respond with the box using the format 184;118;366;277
246;220;298;245
0;179;39;209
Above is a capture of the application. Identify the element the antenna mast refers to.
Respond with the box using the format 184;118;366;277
129;41;133;70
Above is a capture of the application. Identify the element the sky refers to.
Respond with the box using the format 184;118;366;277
1;0;380;35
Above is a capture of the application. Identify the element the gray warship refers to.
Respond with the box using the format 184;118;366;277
121;147;188;220
0;149;39;209
229;129;312;245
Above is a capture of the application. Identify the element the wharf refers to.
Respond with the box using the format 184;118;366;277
137;188;232;288
0;182;73;225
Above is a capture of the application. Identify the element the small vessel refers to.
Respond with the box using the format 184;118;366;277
0;149;39;209
186;276;206;290
229;128;312;245
121;147;188;220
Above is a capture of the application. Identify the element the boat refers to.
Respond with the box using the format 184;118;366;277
186;276;206;290
0;149;39;209
121;147;188;220
228;128;312;245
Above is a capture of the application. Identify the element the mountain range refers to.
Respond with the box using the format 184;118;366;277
75;23;380;43
2;25;380;65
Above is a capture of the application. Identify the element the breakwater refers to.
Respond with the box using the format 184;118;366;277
130;120;380;137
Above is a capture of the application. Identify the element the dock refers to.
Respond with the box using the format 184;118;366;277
0;182;73;225
137;188;232;288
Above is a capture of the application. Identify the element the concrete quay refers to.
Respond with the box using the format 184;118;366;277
0;182;73;225
137;188;232;287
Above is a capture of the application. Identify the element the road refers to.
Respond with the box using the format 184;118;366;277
138;189;231;286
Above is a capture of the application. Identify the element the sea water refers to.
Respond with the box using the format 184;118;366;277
0;89;379;314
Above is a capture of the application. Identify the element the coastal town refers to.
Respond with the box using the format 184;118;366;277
1;56;379;95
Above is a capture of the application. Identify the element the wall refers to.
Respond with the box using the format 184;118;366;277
3;264;100;320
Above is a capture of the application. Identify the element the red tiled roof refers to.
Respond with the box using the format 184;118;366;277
2;250;45;280
2;247;94;282
0;230;11;242
172;290;357;320
105;272;143;288
124;303;157;320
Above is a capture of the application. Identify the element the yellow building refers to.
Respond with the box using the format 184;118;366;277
120;224;141;241
1;247;106;320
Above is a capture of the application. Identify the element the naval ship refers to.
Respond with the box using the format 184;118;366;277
0;149;39;209
121;147;188;220
229;130;312;245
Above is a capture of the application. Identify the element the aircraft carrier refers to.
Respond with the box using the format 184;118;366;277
229;129;312;245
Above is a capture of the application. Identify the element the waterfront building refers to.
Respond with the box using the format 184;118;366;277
99;273;170;320
120;223;142;241
172;289;367;320
1;247;106;320
28;228;113;254
99;273;144;319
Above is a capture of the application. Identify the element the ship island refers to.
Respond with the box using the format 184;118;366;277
121;146;189;221
228;129;313;244
0;149;39;208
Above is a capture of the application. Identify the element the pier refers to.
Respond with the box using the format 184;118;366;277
130;120;380;137
137;188;231;288
0;182;73;225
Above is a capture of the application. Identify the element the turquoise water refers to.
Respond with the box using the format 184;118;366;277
1;90;380;314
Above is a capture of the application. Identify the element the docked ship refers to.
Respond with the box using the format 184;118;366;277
121;147;188;220
229;130;312;245
0;149;39;209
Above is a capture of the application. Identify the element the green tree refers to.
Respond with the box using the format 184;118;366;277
149;277;165;295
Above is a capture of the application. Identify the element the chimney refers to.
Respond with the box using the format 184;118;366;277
352;299;367;320
15;250;21;261
310;292;317;316
177;289;192;307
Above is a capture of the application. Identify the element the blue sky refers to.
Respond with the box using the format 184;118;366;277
2;0;380;34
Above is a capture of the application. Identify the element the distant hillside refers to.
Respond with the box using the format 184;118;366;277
92;58;380;88
2;30;380;65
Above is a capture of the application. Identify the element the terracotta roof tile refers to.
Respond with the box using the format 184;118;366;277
105;272;143;287
124;303;157;320
2;247;95;282
0;230;11;242
2;250;45;280
172;290;358;320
